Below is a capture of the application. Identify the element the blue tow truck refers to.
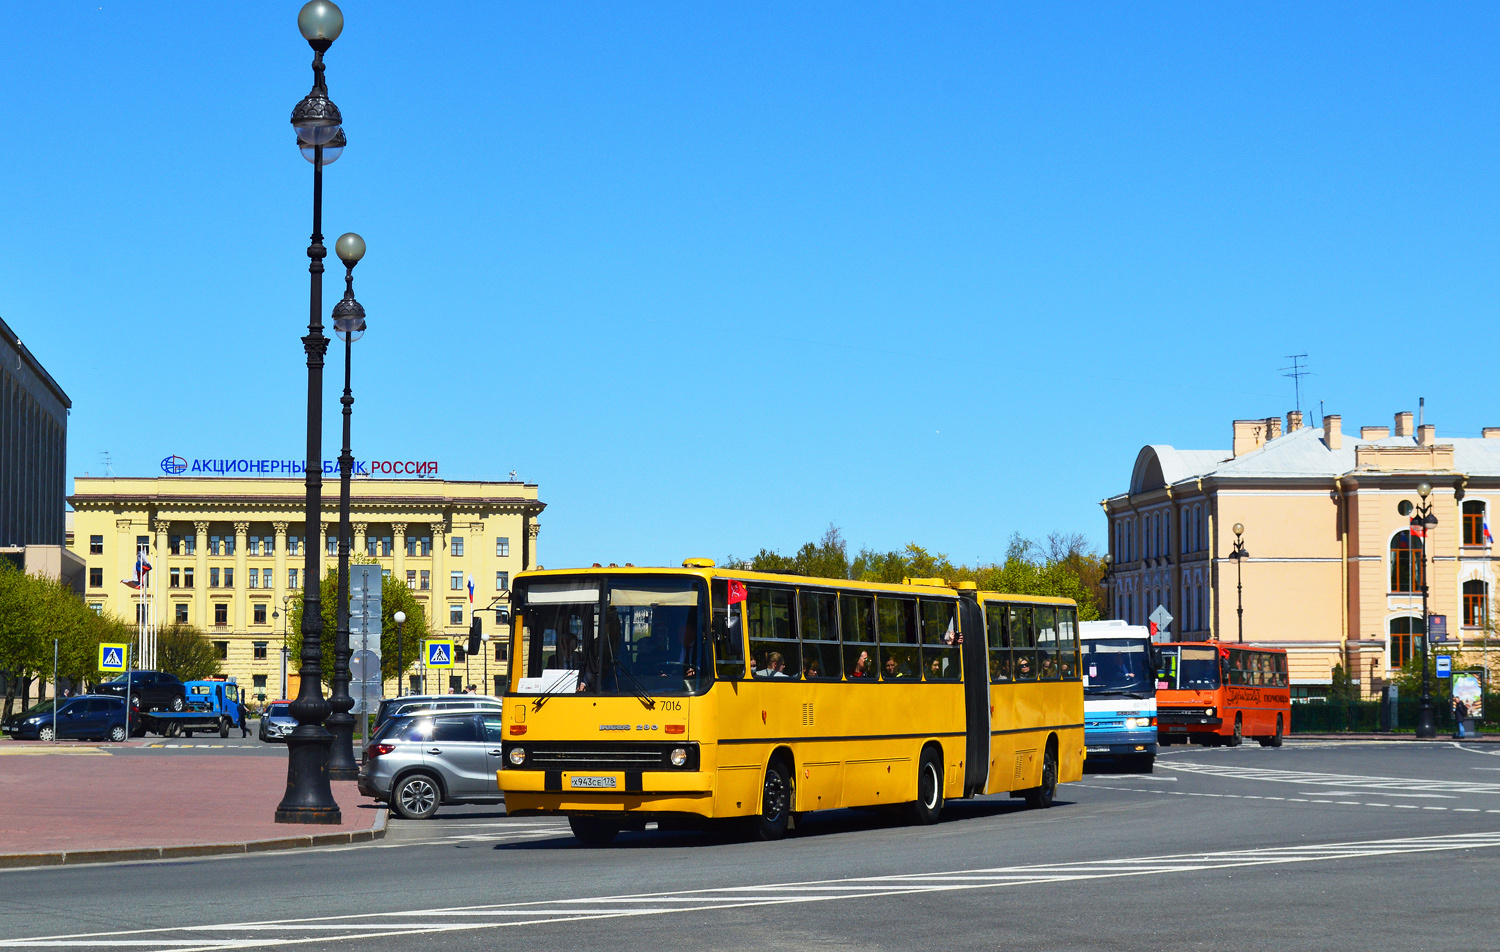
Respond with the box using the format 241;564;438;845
135;678;242;738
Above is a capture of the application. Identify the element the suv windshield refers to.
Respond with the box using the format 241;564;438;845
514;575;710;696
268;704;291;718
1158;646;1220;690
1082;639;1153;697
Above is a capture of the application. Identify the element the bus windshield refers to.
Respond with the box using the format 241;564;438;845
1159;646;1220;690
1082;639;1153;698
515;575;710;696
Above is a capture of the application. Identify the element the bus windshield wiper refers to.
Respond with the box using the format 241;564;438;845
602;629;655;710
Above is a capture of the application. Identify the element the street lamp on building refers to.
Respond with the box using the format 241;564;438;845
278;0;345;826
1405;483;1440;739
326;232;367;782
1228;523;1249;644
394;611;407;698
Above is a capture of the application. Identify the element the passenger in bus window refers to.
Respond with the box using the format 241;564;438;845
1015;655;1034;680
1039;656;1055;679
849;650;873;679
991;652;1011;681
757;652;790;678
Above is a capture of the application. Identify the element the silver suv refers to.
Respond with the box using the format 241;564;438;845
374;695;504;727
358;708;506;819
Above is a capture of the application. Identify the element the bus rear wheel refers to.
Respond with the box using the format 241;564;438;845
751;759;791;840
1024;742;1058;809
1227;714;1243;747
903;747;944;825
1259;714;1283;748
568;816;620;847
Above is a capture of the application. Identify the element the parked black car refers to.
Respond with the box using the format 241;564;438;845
96;671;188;712
5;695;132;742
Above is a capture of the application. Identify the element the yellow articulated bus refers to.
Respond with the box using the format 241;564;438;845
499;561;1083;845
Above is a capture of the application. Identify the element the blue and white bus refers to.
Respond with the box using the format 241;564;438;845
1079;620;1157;772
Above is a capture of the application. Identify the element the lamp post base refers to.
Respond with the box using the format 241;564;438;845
326;711;360;781
1415;705;1438;739
275;729;343;824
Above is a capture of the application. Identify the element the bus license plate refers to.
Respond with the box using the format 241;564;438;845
570;775;617;789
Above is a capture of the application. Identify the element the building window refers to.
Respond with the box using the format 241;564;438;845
214;604;228;626
248;569;259;589
263;535;275;554
288;568;299;590
183;534;196;555
381;536;393;556
420;570;430;590
451;571;464;591
89;567;103;588
137;603;149;624
247;537;260;556
365;536;377;557
327;535;338;556
497;537;509;558
496;571;509;591
1163;512;1171;557
89;534;104;555
224;567;234;588
1389;616;1423;668
210;567;220;588
184;567;194;589
169;567;179;587
450;604;464;625
225;536;235;556
493;675;505;695
254;641;268;660
406;536;418;556
137;534;150;551
288;535;301;556
421;536;432;556
494;642;507;662
1390;531;1424;594
409;675;422;694
176;603;189;623
89;603;103;615
209;535;221;556
451;537;464;557
1463;501;1488;546
254;603;267;625
406;570;416;588
252;674;267;696
383;568;392;579
1464;579;1489;628
214;640;229;660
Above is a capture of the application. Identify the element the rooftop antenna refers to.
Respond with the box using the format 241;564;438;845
100;451;115;477
1280;354;1310;413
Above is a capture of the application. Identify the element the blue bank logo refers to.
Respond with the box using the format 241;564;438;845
161;455;188;475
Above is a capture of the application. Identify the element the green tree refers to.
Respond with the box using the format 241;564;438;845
156;623;223;682
286;565;429;685
0;562;130;716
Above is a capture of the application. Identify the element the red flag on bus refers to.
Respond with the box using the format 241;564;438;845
727;579;748;605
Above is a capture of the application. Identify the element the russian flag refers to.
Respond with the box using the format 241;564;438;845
1486;518;1494;545
123;554;152;589
466;573;475;604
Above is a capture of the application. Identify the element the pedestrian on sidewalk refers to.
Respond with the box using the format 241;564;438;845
1453;697;1470;739
237;699;250;738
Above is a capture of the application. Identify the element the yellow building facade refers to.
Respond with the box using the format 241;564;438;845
1105;410;1500;698
68;476;544;703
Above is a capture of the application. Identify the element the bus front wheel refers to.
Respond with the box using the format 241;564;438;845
903;747;944;825
751;760;791;840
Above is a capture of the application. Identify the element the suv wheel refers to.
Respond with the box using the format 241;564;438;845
109;725;127;743
170;696;185;712
392;774;441;820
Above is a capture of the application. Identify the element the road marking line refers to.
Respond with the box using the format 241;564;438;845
1162;761;1500;796
8;831;1500;950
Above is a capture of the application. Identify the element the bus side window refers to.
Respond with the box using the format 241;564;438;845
1035;606;1058;680
799;590;841;680
1057;608;1078;678
1010;606;1035;681
1275;653;1288;687
986;603;1011;682
877;597;918;680
749;587;800;680
918;599;960;682
841;594;877;680
710;579;745;680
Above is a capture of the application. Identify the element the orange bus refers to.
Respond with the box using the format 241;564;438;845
1155;642;1289;748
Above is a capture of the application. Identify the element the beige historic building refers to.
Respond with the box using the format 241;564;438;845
67;476;544;702
1105;410;1500;697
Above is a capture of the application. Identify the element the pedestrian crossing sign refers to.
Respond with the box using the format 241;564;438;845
425;639;454;668
98;643;129;673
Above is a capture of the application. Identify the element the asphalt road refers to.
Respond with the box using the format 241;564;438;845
4;740;1500;951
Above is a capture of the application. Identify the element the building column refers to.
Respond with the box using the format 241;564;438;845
392;523;407;587
233;522;249;631
154;519;171;634
431;522;447;627
527;521;540;571
194;521;209;630
273;522;289;627
353;522;368;562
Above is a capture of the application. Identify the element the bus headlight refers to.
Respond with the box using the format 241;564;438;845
1124;717;1140;729
1205;707;1215;718
508;747;526;766
670;747;688;767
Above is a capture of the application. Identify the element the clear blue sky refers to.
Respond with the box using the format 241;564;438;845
4;3;1496;568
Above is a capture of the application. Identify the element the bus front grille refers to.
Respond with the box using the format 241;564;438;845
509;742;700;772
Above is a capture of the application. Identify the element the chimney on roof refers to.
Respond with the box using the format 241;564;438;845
1232;416;1283;457
1323;414;1342;450
1287;410;1304;432
1395;411;1414;437
1362;425;1391;440
1417;424;1436;447
1484;427;1500;439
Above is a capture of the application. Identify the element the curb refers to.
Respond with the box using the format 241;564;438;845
1291;733;1498;742
0;806;388;870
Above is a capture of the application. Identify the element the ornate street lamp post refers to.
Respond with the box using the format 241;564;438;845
326;232;367;781
1409;483;1439;739
277;0;346;825
1228;523;1249;644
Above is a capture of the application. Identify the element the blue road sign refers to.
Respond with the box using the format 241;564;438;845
98;643;128;673
1436;655;1452;678
425;640;454;668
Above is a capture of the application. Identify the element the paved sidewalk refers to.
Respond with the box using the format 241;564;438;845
0;745;383;867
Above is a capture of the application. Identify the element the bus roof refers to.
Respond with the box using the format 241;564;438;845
1078;619;1151;640
513;565;1077;606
